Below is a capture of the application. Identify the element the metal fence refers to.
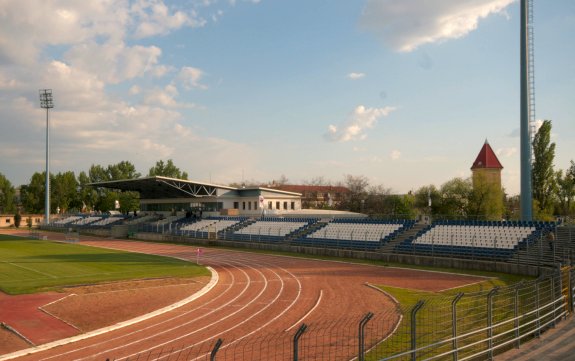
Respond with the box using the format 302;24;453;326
108;267;572;361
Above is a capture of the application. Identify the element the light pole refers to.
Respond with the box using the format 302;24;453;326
39;89;54;225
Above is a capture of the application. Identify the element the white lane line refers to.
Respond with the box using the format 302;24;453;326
0;267;218;361
119;259;273;361
4;262;57;278
284;289;323;332
186;254;304;361
38;262;238;361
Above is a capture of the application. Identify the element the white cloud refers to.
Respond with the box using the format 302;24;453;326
178;66;208;90
324;105;396;142
390;149;401;160
360;0;515;52
347;72;366;80
131;0;207;38
65;42;163;84
508;119;544;138
129;85;141;95
0;0;256;186
496;147;517;157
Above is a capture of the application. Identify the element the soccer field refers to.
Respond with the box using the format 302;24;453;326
0;235;209;295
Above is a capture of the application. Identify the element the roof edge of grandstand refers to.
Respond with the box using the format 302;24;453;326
88;175;236;191
88;176;302;197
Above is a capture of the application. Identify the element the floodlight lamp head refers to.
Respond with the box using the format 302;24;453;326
39;89;54;109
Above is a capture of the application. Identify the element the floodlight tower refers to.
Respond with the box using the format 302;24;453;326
520;0;535;221
39;89;54;224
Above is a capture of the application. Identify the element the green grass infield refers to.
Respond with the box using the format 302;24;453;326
0;235;210;295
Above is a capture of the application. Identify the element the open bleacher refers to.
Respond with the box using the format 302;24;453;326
72;216;102;226
89;216;125;227
176;217;245;237
227;218;316;242
294;219;415;250
53;215;83;226
395;220;555;259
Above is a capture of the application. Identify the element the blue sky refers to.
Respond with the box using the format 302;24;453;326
0;0;573;195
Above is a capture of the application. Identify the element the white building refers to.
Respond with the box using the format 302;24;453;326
91;176;302;217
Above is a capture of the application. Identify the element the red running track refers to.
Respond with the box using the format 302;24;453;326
3;240;485;361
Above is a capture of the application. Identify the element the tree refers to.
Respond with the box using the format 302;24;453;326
107;161;141;180
78;171;99;212
148;159;188;179
337;175;369;212
438;178;472;219
555;160;575;217
468;172;504;220
20;172;45;214
51;171;80;213
532;120;556;217
365;185;392;215
0;172;16;214
86;161;141;213
303;176;330;186
414;185;440;216
274;174;289;186
388;194;416;219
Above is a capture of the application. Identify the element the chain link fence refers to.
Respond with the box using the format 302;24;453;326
107;268;572;361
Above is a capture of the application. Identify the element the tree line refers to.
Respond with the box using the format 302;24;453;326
0;121;572;221
0;159;187;215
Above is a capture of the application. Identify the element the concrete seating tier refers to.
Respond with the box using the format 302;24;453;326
295;219;416;250
72;216;102;226
90;217;125;226
178;217;244;235
53;216;83;225
227;218;317;242
395;220;555;260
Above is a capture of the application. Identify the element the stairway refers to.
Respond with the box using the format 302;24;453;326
285;220;327;243
380;222;429;253
510;226;575;267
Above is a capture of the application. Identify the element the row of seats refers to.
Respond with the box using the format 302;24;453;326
434;219;554;228
180;219;242;232
396;221;555;259
53;216;83;225
234;221;309;237
90;217;124;226
307;223;403;242
72;216;103;226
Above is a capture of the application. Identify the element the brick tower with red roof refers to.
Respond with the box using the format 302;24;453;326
471;140;504;219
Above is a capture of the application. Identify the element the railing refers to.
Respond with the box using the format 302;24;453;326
109;268;572;361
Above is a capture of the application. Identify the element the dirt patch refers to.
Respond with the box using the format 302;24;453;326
0;277;210;356
0;327;31;355
43;277;210;332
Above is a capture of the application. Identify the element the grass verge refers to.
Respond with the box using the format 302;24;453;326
0;235;209;295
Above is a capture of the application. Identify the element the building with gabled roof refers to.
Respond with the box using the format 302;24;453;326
470;140;504;219
269;184;350;209
471;139;504;171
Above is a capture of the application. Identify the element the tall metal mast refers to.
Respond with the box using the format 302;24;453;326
39;89;54;224
520;0;534;221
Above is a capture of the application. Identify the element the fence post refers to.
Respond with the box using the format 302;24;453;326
210;338;223;361
451;293;464;361
293;324;307;361
487;287;499;360
358;312;374;361
552;268;559;328
514;281;524;349
411;301;425;361
536;278;542;338
570;269;575;314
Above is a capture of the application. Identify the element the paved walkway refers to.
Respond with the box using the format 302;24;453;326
495;316;575;361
